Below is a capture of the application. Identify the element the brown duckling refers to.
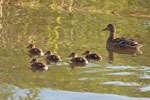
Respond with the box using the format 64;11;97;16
27;44;44;57
44;50;61;64
68;52;88;66
83;50;102;61
29;59;48;72
102;24;142;50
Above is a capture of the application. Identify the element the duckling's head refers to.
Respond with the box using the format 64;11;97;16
44;51;52;56
68;52;77;58
83;50;91;55
27;44;35;49
30;59;38;64
102;24;116;32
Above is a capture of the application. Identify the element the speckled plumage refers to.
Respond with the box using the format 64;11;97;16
83;50;102;61
102;24;142;50
30;59;48;72
68;52;88;66
27;44;44;57
44;51;61;64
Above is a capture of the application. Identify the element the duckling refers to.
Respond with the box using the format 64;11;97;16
102;24;142;50
83;50;102;61
68;52;88;66
44;50;61;64
27;44;44;57
29;59;48;72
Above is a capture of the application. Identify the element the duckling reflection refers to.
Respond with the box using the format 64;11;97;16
82;50;102;62
68;52;88;69
29;59;48;72
27;44;44;58
44;50;61;64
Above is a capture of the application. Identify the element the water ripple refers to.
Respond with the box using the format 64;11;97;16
106;72;134;76
102;81;139;86
106;66;135;70
140;86;150;92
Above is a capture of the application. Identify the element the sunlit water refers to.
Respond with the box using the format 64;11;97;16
0;1;150;100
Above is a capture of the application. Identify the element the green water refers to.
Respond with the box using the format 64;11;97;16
0;0;150;100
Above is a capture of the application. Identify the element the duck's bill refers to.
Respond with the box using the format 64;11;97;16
102;28;108;31
82;52;86;55
44;53;47;56
67;55;72;57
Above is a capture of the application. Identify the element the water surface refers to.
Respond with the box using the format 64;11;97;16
0;1;150;99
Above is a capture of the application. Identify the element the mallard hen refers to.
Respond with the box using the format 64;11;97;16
102;24;142;50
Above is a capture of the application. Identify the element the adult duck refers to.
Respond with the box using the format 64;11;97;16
102;24;142;50
68;52;88;66
82;50;102;61
29;59;48;72
44;50;61;64
27;44;44;57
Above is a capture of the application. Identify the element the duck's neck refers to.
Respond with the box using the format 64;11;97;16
33;60;38;63
107;29;115;43
48;51;52;55
49;53;52;55
32;45;35;48
73;55;77;58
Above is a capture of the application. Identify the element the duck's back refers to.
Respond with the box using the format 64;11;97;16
29;48;42;55
31;62;45;69
46;55;61;61
108;38;142;49
71;57;87;63
86;54;101;60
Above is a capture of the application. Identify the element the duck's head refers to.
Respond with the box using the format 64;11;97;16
44;51;52;56
30;59;38;64
68;52;77;58
27;44;35;49
102;24;116;32
83;50;91;55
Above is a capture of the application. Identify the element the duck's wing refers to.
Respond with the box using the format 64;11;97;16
51;55;61;61
111;38;142;48
31;62;45;69
86;54;100;59
71;57;85;63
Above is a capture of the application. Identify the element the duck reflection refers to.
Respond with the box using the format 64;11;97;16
107;47;142;63
68;63;83;70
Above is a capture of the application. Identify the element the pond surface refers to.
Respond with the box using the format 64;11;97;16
0;1;150;100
